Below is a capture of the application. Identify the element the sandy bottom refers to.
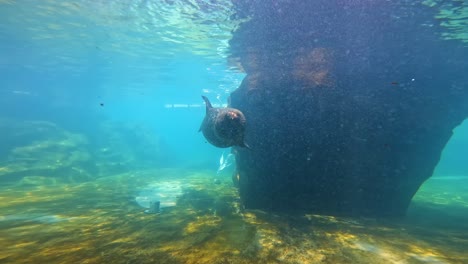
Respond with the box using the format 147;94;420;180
0;169;467;264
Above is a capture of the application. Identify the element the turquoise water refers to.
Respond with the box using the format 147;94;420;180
1;1;468;263
435;119;468;177
0;0;247;173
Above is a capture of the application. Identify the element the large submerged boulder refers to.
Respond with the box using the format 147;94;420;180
228;0;468;216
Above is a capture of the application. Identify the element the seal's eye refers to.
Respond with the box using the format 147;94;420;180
228;112;238;119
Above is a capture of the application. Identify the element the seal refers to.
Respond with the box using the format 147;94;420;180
199;96;249;148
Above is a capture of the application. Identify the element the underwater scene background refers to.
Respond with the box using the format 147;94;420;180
1;0;467;263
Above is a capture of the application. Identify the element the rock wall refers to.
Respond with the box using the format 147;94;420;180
228;0;468;216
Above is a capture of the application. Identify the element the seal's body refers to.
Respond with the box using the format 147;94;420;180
199;96;248;148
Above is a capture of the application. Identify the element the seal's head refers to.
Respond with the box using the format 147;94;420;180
200;96;249;148
215;108;247;147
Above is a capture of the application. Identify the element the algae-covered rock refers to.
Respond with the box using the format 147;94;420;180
17;175;60;186
228;0;468;217
422;0;468;44
0;118;173;184
0;119;93;183
91;121;172;175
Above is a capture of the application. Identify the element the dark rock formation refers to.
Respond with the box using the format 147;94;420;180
228;0;468;216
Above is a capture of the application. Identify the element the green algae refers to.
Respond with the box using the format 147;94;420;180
0;169;467;264
0;118;467;263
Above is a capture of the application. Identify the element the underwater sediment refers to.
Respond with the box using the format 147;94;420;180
228;0;468;216
0;169;467;264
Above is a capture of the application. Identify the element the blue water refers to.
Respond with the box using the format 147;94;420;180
1;0;466;174
0;1;245;172
435;119;468;176
1;1;467;263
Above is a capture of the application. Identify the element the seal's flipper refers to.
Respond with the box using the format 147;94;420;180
201;96;213;113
